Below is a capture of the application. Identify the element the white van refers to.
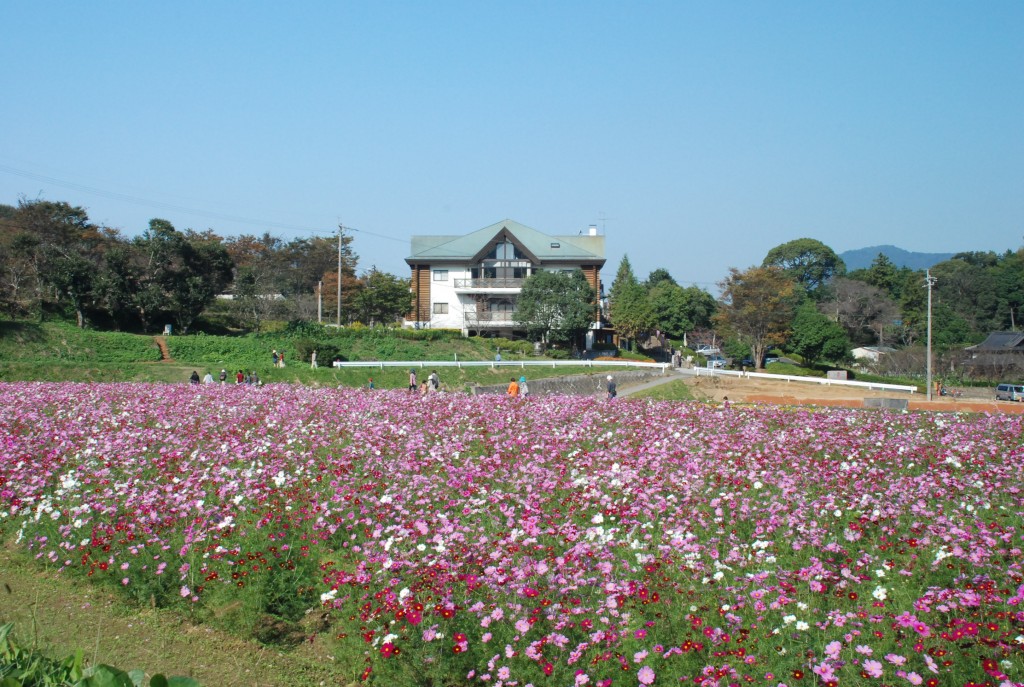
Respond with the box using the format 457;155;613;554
995;383;1024;401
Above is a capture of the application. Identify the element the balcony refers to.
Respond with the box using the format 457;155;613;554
464;311;518;327
453;277;525;291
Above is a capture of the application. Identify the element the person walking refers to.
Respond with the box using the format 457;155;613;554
311;349;318;369
278;351;286;368
189;370;201;385
606;375;617;400
202;371;215;384
519;375;529;397
506;377;520;397
408;369;417;392
428;370;440;392
219;369;227;384
272;350;279;367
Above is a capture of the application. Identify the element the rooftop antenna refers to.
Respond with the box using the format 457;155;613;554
596;211;615;233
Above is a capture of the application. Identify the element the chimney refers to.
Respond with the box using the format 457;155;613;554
588;224;598;236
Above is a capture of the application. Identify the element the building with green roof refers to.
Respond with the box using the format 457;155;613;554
405;219;606;338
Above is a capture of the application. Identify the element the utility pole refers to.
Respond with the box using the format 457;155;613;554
925;270;937;401
317;280;322;324
342;223;350;325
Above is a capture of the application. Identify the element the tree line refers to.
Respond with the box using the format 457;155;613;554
578;236;1022;373
0;199;413;332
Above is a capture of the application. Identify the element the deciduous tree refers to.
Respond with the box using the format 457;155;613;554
350;268;414;326
714;266;799;370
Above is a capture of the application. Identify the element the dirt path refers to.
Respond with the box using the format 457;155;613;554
0;545;351;687
153;336;173;362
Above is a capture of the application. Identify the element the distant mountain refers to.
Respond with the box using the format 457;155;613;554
840;245;957;272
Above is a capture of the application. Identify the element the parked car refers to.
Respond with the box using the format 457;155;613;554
995;383;1024;401
706;355;727;369
741;350;780;367
695;344;720;355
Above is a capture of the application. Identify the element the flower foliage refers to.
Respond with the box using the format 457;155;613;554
1;383;1023;686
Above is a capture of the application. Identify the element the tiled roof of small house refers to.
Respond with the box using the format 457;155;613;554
966;331;1024;351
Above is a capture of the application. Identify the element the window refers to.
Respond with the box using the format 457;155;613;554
486;240;521;261
432;302;448;314
433;270;448;281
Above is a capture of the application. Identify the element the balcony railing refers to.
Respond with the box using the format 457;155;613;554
464;311;518;325
453;278;526;289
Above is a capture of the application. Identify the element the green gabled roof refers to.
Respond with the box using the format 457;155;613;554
407;219;605;264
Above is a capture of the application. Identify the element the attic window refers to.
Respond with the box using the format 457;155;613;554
550;242;560;249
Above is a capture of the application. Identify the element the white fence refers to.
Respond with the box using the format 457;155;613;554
691;366;917;393
326;359;917;394
332;359;671;373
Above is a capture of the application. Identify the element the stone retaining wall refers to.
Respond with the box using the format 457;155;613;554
471;369;666;397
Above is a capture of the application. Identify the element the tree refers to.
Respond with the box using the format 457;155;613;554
788;301;850;366
129;220;232;333
826;277;900;345
349;268;414;326
862;253;899;296
714;266;799;370
648;282;717;339
609;256;655;346
515;269;596;346
2;200;108;325
762;238;845;298
644;268;677;288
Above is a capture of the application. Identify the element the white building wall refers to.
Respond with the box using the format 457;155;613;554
427;265;468;330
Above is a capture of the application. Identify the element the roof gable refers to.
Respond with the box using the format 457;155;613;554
408;219;605;264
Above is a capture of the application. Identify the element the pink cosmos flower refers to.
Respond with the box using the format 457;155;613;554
863;659;884;678
638;666;656;685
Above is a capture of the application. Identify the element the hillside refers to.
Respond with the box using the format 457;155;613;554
0;320;623;388
840;244;956;271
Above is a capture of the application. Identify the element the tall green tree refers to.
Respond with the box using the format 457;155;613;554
715;266;799;370
349;268;414;326
609;256;655;346
763;238;846;299
130;220;232;333
789;301;850;366
647;282;717;338
516;269;596;346
644;268;677;288
7;200;107;326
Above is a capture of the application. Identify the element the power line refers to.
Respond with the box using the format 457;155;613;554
0;163;411;242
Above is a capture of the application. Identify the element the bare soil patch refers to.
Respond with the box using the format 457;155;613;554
685;374;1024;414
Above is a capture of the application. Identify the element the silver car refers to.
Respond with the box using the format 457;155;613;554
995;383;1024;401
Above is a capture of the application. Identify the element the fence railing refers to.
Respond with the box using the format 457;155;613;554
463;311;518;324
332;359;670;372
691;366;918;393
453;278;526;289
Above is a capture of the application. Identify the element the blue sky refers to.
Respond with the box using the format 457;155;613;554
2;2;1021;291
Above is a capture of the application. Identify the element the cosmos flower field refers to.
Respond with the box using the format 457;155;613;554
1;382;1023;687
